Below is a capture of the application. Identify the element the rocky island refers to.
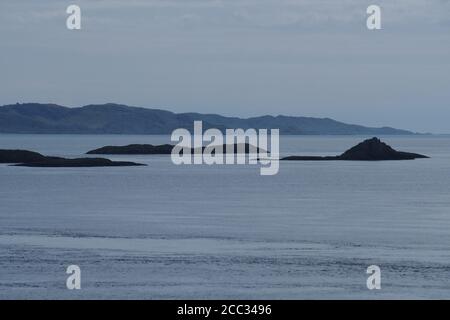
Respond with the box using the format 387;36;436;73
87;144;174;155
281;137;428;161
87;143;267;155
0;149;47;163
0;149;145;167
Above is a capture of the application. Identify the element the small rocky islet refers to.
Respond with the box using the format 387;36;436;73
281;137;428;161
0;150;145;167
86;143;267;155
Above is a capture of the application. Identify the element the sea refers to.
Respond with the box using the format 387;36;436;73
1;134;450;299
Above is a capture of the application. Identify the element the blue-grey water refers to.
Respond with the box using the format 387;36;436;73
1;134;450;299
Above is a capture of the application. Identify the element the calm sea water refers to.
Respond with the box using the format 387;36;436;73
1;134;450;299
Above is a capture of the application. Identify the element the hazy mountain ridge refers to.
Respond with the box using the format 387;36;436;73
0;103;416;135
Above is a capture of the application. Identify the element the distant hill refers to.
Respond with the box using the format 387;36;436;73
0;103;417;135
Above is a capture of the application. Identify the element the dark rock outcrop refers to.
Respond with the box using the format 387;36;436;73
87;143;267;155
14;157;145;167
87;144;174;155
338;137;427;160
0;149;145;167
281;137;428;161
0;149;47;163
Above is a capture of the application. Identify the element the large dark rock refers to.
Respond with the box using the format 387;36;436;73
338;137;428;160
281;137;428;161
87;143;267;155
14;157;145;167
87;144;174;155
0;149;47;163
0;149;145;167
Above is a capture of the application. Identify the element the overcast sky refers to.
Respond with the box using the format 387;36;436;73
1;0;449;133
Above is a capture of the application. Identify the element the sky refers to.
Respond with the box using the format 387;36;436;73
0;0;449;133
